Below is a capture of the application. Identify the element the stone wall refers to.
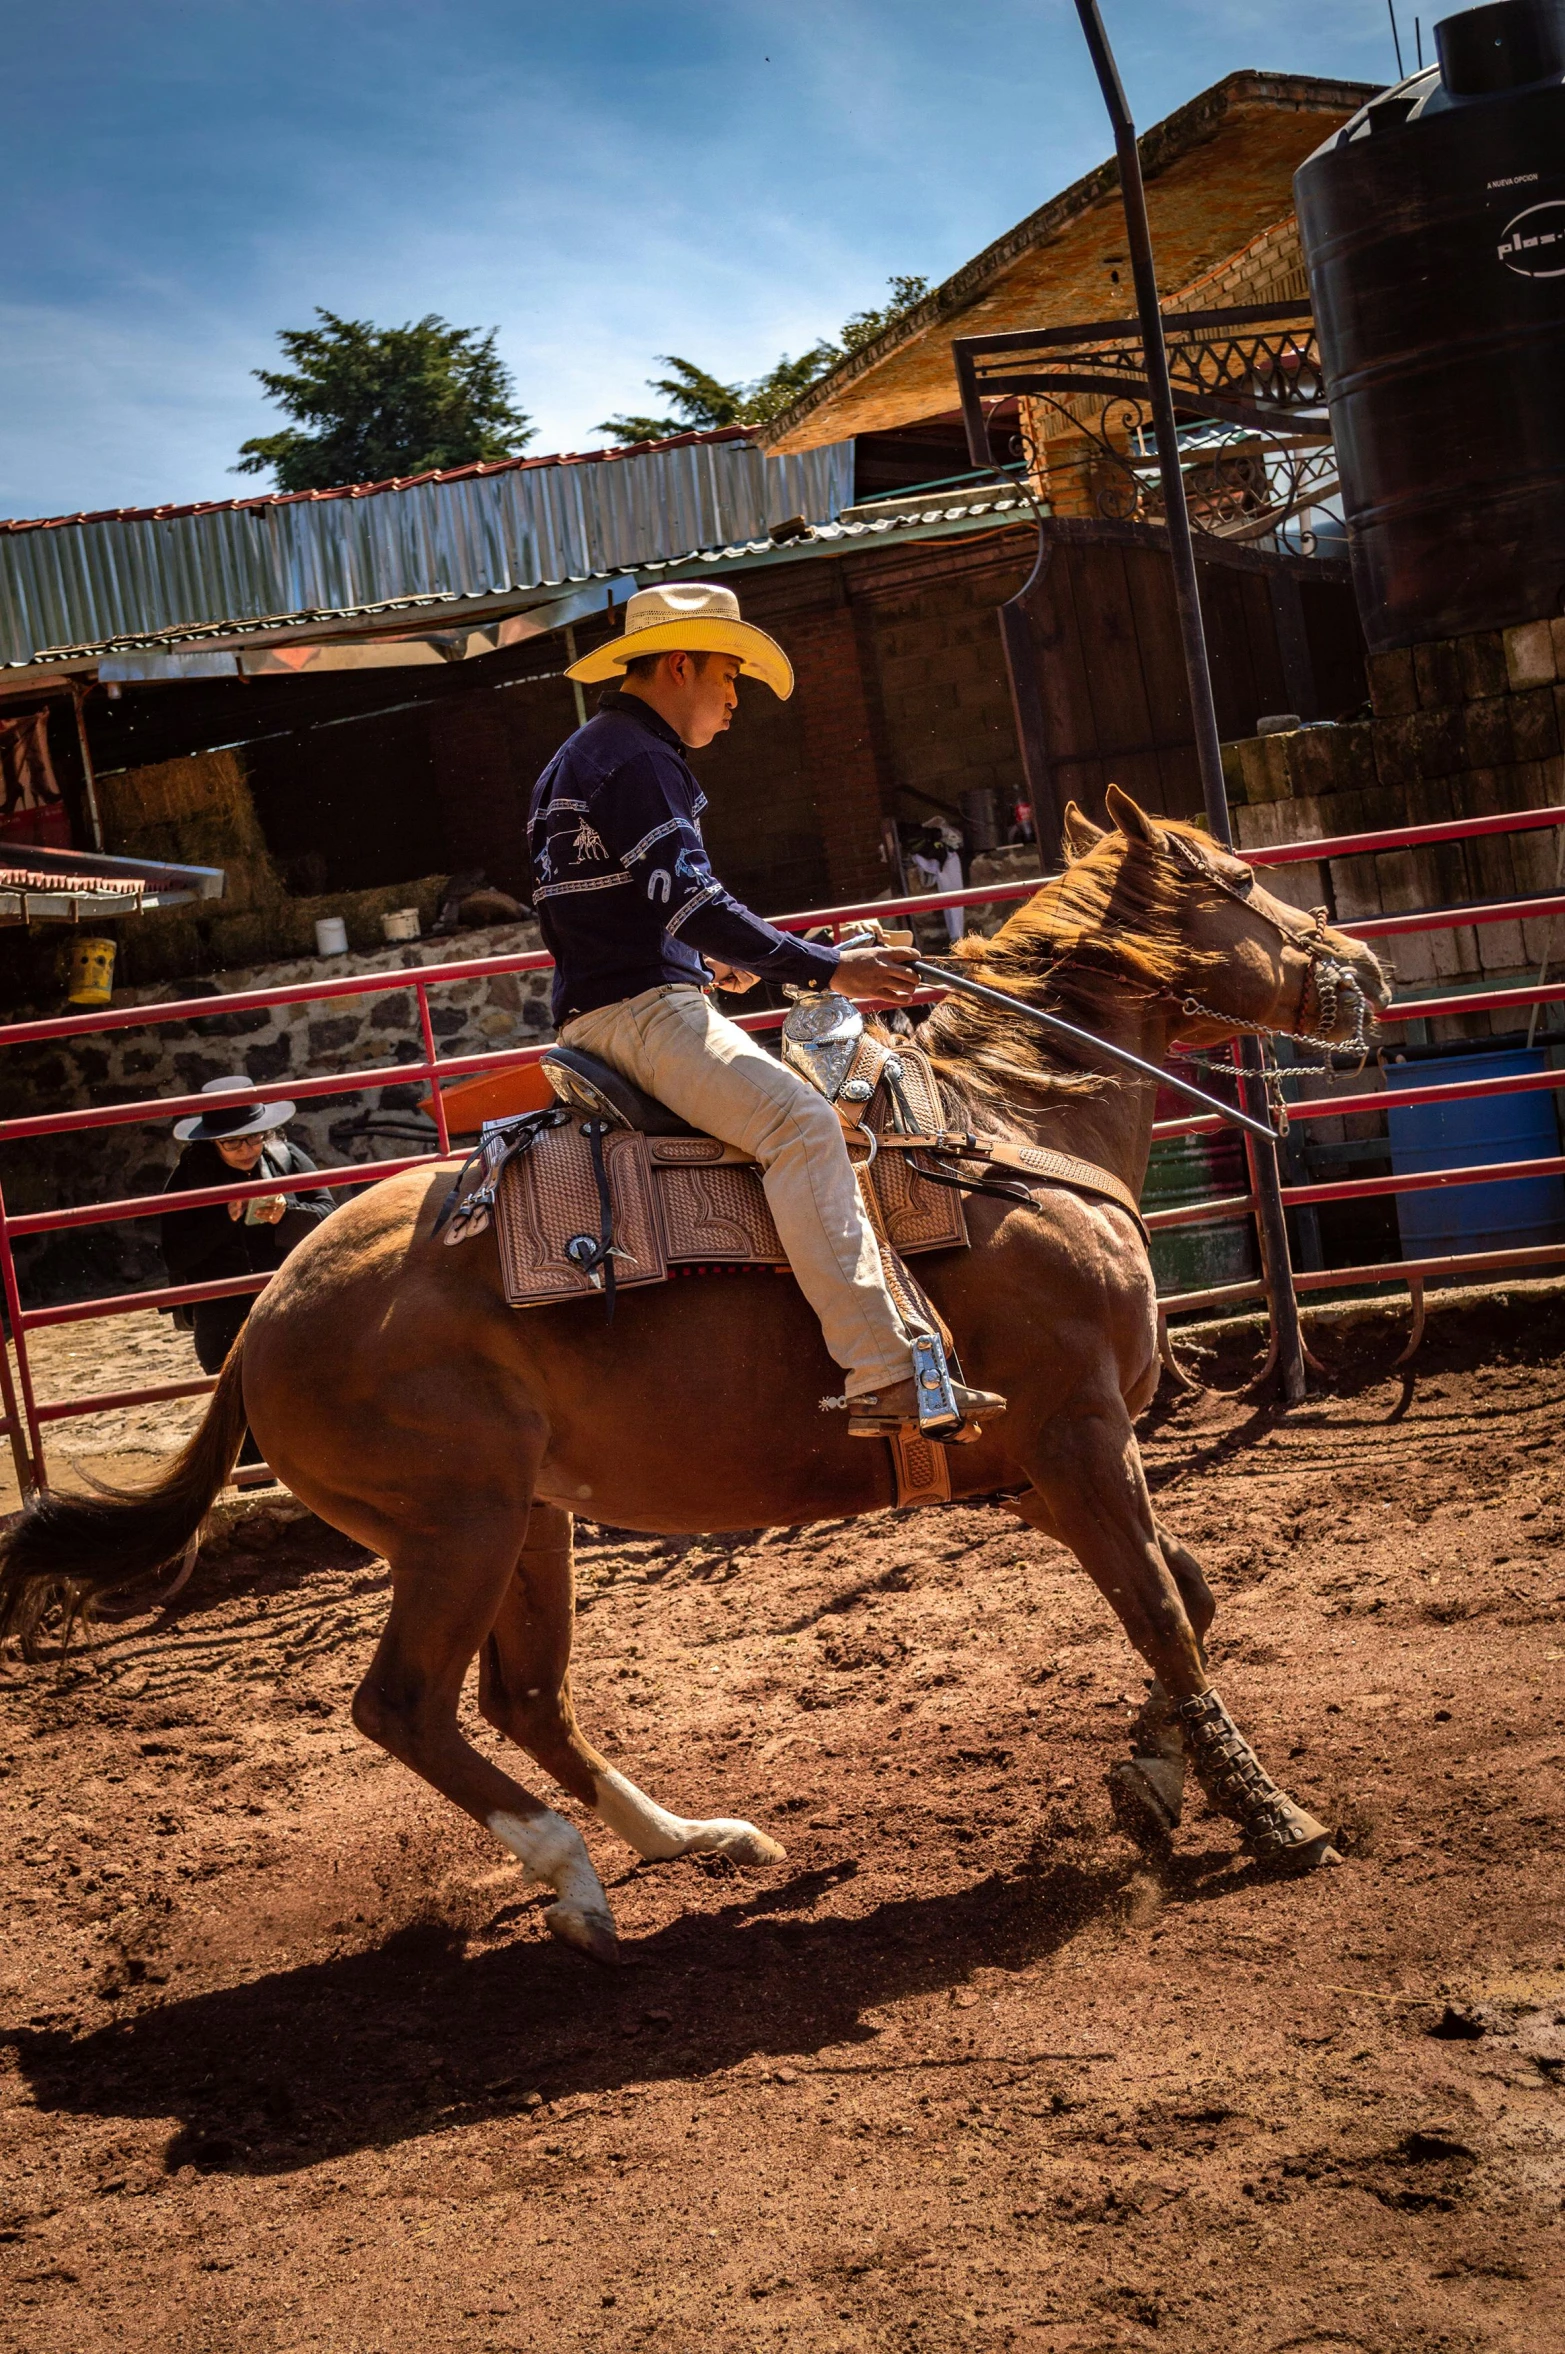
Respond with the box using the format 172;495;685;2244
0;917;554;1305
1222;614;1565;1042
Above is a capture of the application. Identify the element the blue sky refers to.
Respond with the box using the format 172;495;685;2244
0;1;1396;520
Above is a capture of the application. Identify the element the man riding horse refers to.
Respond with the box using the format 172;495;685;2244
0;767;1390;1959
531;580;1005;1444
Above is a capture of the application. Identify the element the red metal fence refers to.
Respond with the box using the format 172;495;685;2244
3;802;1564;1495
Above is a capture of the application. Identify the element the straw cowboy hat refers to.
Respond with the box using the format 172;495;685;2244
174;1073;296;1143
564;582;793;699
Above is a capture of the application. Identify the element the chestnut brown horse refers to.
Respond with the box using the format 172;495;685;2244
0;788;1388;1961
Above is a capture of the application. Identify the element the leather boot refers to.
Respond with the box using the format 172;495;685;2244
846;1375;1007;1441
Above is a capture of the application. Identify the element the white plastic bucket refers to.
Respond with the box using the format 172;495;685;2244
381;907;421;943
314;916;349;957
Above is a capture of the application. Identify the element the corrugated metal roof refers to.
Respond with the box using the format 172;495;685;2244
0;428;853;671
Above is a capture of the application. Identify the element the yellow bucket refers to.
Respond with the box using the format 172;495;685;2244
68;935;117;1007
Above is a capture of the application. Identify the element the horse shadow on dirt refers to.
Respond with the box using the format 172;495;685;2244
2;1848;1242;2177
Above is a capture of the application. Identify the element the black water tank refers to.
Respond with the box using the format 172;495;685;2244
1295;1;1565;652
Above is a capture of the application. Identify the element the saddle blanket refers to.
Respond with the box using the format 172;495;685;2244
492;1057;966;1310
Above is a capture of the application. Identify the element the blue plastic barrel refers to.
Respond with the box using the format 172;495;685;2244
1385;1047;1565;1259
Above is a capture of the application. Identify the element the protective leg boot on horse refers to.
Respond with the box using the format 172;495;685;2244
1107;1678;1338;1870
559;983;1006;1443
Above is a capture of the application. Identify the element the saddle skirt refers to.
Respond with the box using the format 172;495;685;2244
484;1041;968;1310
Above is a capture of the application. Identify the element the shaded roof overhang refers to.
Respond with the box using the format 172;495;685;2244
758;70;1376;455
0;842;225;923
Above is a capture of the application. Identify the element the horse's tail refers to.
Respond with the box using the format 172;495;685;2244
0;1338;250;1657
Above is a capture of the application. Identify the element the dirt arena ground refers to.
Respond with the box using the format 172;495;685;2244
1;1285;1562;2353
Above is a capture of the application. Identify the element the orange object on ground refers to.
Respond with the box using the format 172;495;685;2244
423;1058;557;1138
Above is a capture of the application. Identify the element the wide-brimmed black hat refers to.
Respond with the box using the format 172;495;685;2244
173;1074;296;1143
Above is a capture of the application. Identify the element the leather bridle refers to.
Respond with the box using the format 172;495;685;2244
1159;829;1378;1061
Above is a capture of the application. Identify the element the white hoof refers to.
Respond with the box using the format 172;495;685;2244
593;1768;785;1866
684;1819;787;1865
487;1804;619;1957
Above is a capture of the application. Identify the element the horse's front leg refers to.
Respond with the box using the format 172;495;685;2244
1013;1398;1338;1871
479;1503;786;1868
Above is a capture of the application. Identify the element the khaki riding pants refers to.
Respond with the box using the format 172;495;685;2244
560;985;912;1398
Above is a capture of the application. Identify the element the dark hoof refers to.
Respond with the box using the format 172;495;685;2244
545;1901;622;1965
1107;1759;1179;1849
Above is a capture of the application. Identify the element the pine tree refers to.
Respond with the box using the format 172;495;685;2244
236;310;533;490
595;277;929;445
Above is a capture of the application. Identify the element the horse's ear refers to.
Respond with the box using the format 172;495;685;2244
1105;782;1166;849
1061;802;1106;860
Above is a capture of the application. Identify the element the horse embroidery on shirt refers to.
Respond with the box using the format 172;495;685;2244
572;818;607;862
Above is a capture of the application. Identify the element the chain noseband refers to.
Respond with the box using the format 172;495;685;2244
1161;831;1374;1067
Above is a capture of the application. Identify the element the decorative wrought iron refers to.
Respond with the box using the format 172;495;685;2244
956;300;1342;552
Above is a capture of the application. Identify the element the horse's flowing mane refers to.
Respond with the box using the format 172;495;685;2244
920;822;1229;1110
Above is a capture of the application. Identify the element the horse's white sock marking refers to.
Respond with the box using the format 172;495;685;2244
592;1767;786;1866
487;1806;616;1958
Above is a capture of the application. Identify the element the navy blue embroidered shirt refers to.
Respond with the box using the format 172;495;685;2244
526;692;841;1023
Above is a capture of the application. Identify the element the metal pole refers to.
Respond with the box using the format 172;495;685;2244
416;982;453;1157
0;1287;34;1501
0;1173;46;1493
1071;0;1307;1401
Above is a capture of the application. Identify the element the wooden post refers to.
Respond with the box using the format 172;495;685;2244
562;628;589;731
68;684;106;850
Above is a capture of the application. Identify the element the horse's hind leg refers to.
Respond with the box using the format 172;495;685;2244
351;1518;620;1962
1112;1524;1217;1840
478;1503;785;1867
1016;1398;1337;1871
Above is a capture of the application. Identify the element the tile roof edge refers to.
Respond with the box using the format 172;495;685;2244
0;425;761;539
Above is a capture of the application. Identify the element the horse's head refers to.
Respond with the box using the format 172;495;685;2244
1058;785;1390;1054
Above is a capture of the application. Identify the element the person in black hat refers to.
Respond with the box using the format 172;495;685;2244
160;1077;333;1476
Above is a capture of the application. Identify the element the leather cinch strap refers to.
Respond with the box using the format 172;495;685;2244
978;1137;1147;1238
876;1130;1148;1244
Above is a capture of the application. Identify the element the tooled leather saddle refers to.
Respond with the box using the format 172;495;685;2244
439;1037;972;1305
436;1029;1144;1310
434;1015;1145;1509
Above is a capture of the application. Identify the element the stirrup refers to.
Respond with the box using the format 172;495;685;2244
910;1332;962;1437
845;1341;1007;1441
844;1380;1006;1443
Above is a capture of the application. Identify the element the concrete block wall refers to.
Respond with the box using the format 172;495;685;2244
861;566;1029;827
0;917;554;1304
789;599;889;903
1221;615;1565;1044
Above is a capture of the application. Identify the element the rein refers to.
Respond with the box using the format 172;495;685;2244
913;959;1277;1143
